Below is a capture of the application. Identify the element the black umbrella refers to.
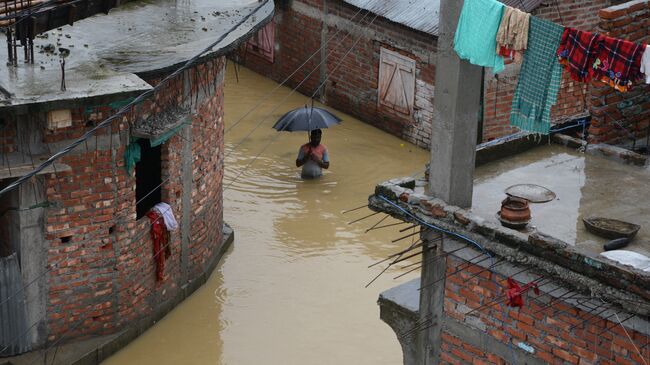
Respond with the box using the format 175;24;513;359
273;105;342;132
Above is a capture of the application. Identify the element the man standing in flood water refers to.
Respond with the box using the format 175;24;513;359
296;129;329;179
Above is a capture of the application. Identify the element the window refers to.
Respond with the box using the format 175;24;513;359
378;48;416;117
247;21;275;63
135;139;162;219
46;109;72;130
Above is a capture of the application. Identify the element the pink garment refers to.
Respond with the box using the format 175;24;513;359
300;143;327;161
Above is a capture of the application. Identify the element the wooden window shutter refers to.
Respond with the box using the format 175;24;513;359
247;21;275;63
378;48;416;116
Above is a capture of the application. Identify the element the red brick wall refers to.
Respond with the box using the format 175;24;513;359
240;0;438;149
482;0;611;141
243;0;624;145
588;1;650;145
42;57;225;341
442;254;650;365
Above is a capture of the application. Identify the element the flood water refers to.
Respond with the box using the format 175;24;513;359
103;65;429;364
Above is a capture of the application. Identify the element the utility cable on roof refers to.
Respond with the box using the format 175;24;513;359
0;4;371;311
0;0;271;198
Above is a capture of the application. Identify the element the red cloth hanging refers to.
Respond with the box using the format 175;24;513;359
557;28;601;83
592;36;645;92
506;277;540;308
147;210;171;281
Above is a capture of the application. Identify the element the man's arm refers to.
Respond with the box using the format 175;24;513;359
296;148;308;167
320;149;330;169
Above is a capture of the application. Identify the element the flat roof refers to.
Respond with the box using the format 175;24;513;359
472;144;650;258
0;0;274;109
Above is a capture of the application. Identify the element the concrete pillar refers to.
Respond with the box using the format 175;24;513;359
429;0;482;208
18;179;47;347
417;231;446;365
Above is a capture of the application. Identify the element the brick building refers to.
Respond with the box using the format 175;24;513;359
240;0;645;148
367;0;650;363
0;0;273;359
588;1;650;147
373;163;650;365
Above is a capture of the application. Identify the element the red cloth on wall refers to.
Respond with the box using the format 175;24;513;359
506;277;540;308
147;210;171;281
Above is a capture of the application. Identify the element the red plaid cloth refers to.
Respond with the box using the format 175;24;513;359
592;36;645;92
557;28;601;82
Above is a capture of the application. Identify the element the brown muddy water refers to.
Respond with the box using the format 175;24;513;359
103;65;429;364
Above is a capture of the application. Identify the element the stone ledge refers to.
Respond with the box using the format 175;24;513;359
369;179;650;315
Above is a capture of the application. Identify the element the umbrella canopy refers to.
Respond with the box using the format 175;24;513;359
273;106;342;132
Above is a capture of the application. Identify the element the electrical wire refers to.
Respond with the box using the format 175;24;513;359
0;4;381;336
0;0;272;198
224;5;366;134
0;0;375;313
222;12;380;192
223;8;372;160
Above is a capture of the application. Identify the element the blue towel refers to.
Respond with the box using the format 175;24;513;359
454;0;505;73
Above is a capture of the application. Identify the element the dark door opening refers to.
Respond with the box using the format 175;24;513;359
135;139;162;219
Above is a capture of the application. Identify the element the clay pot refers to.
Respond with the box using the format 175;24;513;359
500;196;531;222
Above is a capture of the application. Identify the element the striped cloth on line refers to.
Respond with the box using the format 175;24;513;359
510;17;564;135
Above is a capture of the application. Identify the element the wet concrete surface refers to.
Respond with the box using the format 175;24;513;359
102;66;430;364
472;144;650;257
0;0;273;107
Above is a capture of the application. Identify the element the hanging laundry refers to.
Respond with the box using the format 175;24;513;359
153;202;179;232
592;36;645;92
505;277;540;308
124;140;141;174
454;0;505;73
641;45;650;83
495;6;530;63
510;17;564;135
147;210;171;282
557;28;601;83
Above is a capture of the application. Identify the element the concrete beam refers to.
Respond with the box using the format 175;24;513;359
417;230;446;365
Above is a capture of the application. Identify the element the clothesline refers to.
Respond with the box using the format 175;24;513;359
454;0;650;135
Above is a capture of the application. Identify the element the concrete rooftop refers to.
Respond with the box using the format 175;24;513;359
472;144;650;258
0;0;273;109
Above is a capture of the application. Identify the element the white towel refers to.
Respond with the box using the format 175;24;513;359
153;202;179;232
600;250;650;272
640;45;650;83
